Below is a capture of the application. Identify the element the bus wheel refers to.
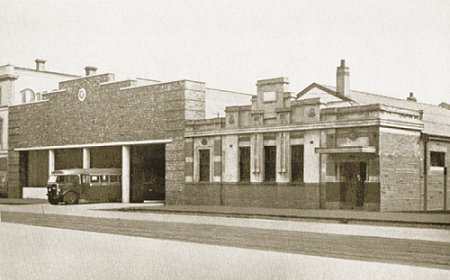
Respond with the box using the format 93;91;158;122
63;192;79;205
48;197;60;205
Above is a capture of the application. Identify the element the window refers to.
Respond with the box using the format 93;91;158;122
100;175;108;183
69;175;80;183
81;175;89;183
199;149;210;182
291;145;304;182
56;175;79;183
239;147;250;182
430;151;445;167
56;176;65;183
20;88;35;104
90;175;99;183
264;146;276;182
110;175;119;182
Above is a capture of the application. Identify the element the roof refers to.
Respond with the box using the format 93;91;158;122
14;66;80;78
296;83;352;102
440;102;450;110
297;83;450;137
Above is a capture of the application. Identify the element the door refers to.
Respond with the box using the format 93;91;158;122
340;162;366;208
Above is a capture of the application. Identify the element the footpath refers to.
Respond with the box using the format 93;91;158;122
119;204;450;226
1;199;449;243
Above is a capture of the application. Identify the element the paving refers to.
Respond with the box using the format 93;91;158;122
1;199;450;243
117;204;450;226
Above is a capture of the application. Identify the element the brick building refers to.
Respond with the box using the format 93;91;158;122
185;60;450;211
6;60;450;211
0;60;79;196
6;64;251;203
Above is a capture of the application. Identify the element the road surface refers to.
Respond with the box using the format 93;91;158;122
2;211;450;270
1;222;449;280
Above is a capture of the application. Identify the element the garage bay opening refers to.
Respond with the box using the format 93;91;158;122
131;144;166;202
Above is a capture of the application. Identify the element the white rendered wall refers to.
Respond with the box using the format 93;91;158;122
22;187;48;199
303;131;320;183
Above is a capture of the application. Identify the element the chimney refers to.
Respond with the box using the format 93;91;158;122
35;59;46;71
84;66;97;76
336;59;350;96
407;92;417;102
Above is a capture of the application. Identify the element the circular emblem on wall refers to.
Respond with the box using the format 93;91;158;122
308;108;316;118
228;115;235;124
201;138;208;145
78;88;87;101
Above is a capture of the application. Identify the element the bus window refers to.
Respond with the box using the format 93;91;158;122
49;175;57;183
91;175;99;183
56;176;65;183
110;175;118;182
68;175;80;184
56;175;79;183
100;175;108;183
81;175;89;183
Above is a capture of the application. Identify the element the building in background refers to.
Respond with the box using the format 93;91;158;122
5;59;450;211
0;60;79;196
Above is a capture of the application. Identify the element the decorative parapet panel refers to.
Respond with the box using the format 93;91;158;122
185;118;225;132
224;105;252;129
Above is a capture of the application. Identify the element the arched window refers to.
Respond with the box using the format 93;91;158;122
20;88;36;104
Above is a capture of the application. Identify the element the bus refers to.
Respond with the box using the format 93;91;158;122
47;168;122;205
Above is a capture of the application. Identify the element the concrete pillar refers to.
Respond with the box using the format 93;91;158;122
250;134;263;182
48;149;55;175
276;132;289;183
82;148;90;169
122;145;130;203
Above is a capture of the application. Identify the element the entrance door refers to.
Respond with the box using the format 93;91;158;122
340;162;366;208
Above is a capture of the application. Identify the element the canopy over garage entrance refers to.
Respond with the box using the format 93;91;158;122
15;139;172;202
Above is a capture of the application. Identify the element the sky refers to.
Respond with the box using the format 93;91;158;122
1;0;449;105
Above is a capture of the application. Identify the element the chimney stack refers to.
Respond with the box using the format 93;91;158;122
35;59;46;71
407;92;417;102
84;66;97;76
336;59;350;96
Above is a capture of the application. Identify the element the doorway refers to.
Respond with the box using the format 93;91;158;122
340;162;366;208
131;144;166;202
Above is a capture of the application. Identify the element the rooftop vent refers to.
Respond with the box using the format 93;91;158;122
35;59;46;71
84;66;97;76
407;92;417;102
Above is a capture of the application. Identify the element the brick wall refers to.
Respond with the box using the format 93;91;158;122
428;172;447;210
426;140;450;210
182;182;320;209
7;74;206;199
378;128;422;211
90;146;121;168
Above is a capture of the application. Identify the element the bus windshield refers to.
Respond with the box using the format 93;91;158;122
48;175;57;183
